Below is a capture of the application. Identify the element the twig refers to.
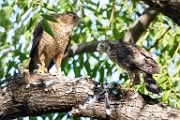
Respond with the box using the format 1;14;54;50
150;26;171;51
108;1;115;27
164;43;180;87
167;43;180;69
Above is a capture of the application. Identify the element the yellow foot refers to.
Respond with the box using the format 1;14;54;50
34;62;48;74
34;68;48;74
56;72;65;76
34;69;43;73
44;68;48;73
127;85;132;91
82;70;89;79
61;73;65;76
82;74;88;79
56;72;60;76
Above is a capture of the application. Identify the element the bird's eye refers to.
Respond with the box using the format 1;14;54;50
73;15;77;19
100;44;105;48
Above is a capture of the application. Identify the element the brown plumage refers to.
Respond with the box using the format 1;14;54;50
97;40;161;94
29;11;80;75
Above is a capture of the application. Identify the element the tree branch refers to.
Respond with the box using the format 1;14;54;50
123;8;158;43
63;41;100;59
0;73;179;119
140;0;180;26
150;26;171;51
64;8;158;59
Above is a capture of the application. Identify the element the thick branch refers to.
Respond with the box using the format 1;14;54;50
0;74;93;119
140;0;180;26
63;41;100;59
0;74;179;119
123;8;158;43
71;96;180;120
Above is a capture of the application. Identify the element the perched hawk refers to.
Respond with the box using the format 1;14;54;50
97;40;161;94
29;11;80;75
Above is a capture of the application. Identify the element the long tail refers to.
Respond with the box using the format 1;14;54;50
28;59;36;73
143;72;161;94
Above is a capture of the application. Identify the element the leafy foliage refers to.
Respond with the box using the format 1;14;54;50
0;0;179;119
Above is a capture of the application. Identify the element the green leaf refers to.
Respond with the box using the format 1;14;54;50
41;20;55;38
29;116;38;120
26;17;37;31
3;6;13;19
162;90;171;103
85;59;91;73
99;67;104;83
55;113;66;120
17;117;23;120
41;14;58;22
113;27;120;39
138;79;146;94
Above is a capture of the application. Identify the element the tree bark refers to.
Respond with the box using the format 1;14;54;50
123;8;158;43
0;73;179;120
63;41;100;59
140;0;180;26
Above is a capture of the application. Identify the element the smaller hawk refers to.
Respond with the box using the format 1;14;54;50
29;11;81;75
97;40;161;94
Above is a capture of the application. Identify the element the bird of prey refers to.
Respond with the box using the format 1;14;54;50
97;40;161;94
29;11;80;75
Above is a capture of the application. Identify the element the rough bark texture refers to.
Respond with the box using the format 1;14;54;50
0;73;179;120
140;0;180;26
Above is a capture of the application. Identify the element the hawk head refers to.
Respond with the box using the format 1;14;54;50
56;11;81;27
97;41;112;54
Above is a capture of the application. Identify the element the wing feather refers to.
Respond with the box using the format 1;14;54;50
30;13;62;57
30;21;43;57
115;42;160;74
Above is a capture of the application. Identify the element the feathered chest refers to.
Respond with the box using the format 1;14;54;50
108;48;134;71
41;24;73;57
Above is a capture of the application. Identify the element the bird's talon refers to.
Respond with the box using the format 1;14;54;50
56;72;62;76
61;73;65;76
34;69;43;73
44;68;48;73
126;85;132;91
34;68;48;74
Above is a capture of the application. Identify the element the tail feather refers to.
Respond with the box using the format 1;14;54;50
143;73;161;94
47;60;54;71
29;59;36;73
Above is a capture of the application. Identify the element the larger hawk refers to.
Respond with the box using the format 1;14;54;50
29;11;80;75
97;40;161;94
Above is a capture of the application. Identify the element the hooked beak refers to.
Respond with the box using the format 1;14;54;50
96;44;101;51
